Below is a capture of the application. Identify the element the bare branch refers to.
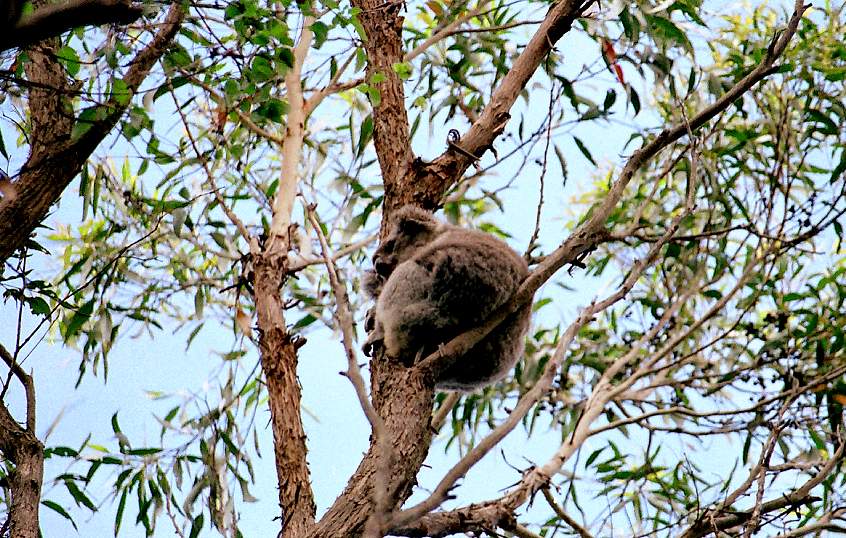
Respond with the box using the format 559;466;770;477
772;508;846;538
305;206;382;434
183;73;286;146
304;52;356;115
305;204;392;537
288;233;377;272
269;15;314;240
167;81;252;244
542;488;593;538
680;443;844;538
404;0;493;62
397;210;686;528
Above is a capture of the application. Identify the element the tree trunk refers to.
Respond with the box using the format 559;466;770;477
308;357;435;537
254;239;316;537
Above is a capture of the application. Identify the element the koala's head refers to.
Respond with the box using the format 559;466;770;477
372;206;441;278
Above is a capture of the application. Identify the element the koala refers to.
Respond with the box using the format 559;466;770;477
363;206;531;391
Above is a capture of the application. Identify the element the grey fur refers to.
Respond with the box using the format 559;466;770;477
364;206;531;391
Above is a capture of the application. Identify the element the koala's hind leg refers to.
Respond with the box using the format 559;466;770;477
380;301;452;363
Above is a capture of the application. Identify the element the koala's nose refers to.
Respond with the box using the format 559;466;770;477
374;257;392;276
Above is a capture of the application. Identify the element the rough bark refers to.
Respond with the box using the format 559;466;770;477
0;3;185;264
350;0;413;220
305;2;598;536
0;344;43;538
0;406;44;538
253;239;316;537
390;501;515;538
378;3;808;534
307;358;435;538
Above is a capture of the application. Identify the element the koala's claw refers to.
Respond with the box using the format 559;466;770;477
362;329;384;357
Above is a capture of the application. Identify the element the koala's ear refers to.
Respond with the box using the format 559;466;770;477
393;206;437;234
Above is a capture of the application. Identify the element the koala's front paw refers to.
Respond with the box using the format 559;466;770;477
364;307;376;332
362;325;384;357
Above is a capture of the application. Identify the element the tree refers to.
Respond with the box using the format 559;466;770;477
2;0;846;536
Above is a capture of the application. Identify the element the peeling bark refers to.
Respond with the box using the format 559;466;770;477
0;345;43;538
253;239;316;537
0;411;44;538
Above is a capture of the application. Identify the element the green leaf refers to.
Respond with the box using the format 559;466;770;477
57;46;81;76
832;147;846;182
585;447;605;467
114;488;128;535
251;56;275;81
110;78;131;107
64;479;97;511
166;46;192;68
126;447;162;456
647;14;693;52
357;115;373;156
603;89;617;110
293;314;317;329
392;62;412;80
702;289;723;299
64;299;95;339
27;296;50;316
572;136;596;165
42;500;78;529
71;106;110;141
278;48;294;69
311;21;328;48
255;98;288;123
189;514;204;538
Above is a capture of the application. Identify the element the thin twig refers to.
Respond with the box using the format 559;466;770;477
304;205;382;434
0;344;35;432
542;488;593;538
305;205;390;538
431;392;460;432
167;81;252;244
396;210;687;526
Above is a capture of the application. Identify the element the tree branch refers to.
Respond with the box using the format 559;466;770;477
0;0;143;51
351;0;413;217
0;344;44;538
0;344;35;432
388;4;807;531
400;0;595;209
0;3;186;263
